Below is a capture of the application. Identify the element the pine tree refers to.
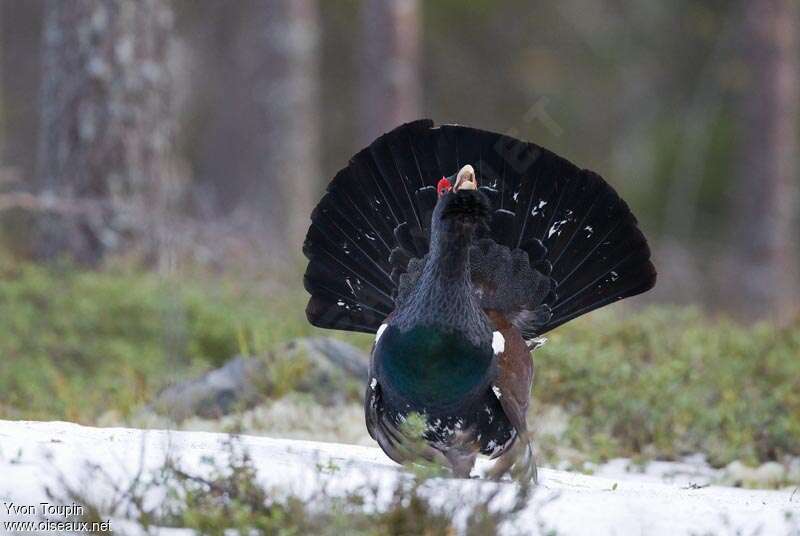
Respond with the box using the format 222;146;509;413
359;0;421;144
732;0;799;319
36;0;173;264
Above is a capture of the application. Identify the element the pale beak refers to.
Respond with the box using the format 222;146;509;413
454;164;477;191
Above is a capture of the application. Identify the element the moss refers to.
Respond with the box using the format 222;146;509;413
533;307;800;467
401;412;428;440
0;258;324;422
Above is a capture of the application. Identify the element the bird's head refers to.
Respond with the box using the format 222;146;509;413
434;165;490;229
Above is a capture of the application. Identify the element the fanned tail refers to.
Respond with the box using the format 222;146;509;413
304;120;439;333
303;120;656;336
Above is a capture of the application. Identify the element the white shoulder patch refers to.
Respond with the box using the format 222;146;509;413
492;331;505;354
375;323;388;344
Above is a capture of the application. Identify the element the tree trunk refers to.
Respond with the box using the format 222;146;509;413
730;0;799;320
359;0;421;144
35;0;173;265
0;0;44;183
232;0;320;256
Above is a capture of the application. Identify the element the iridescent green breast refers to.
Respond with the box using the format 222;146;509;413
374;324;493;408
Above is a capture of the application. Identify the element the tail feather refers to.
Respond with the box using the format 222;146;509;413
548;180;618;275
369;137;424;233
305;204;392;289
303;120;656;335
549;243;653;331
327;172;394;253
331;165;396;250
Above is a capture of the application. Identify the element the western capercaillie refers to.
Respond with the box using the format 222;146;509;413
303;120;656;482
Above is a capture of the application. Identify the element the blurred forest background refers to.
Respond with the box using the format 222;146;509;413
1;0;797;317
0;0;799;482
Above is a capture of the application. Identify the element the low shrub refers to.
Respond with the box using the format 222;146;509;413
0;259;332;421
533;307;800;466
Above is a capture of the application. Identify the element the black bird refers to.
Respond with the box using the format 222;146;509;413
303;120;656;482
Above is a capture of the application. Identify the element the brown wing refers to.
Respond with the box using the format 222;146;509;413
487;311;533;426
486;310;538;482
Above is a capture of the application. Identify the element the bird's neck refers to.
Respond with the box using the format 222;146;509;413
394;221;491;347
421;221;473;291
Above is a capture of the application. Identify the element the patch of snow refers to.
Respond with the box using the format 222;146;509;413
0;420;796;536
492;385;503;399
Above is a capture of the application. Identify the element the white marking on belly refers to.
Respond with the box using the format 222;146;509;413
492;331;505;354
375;323;388;343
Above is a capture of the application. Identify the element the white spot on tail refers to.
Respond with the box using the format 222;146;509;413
531;200;548;217
526;336;548;351
492;331;505;354
492;385;502;399
375;323;388;344
547;218;569;238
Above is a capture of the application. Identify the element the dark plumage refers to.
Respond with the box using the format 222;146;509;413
303;120;656;481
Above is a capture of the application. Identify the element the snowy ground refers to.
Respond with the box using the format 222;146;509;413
0;420;798;535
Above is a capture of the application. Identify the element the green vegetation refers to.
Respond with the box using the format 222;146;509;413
0;258;347;422
534;307;800;467
1;260;799;471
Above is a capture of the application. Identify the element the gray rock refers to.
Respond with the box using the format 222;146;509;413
298;337;370;380
148;337;369;422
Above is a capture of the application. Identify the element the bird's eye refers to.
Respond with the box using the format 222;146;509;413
437;177;452;197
